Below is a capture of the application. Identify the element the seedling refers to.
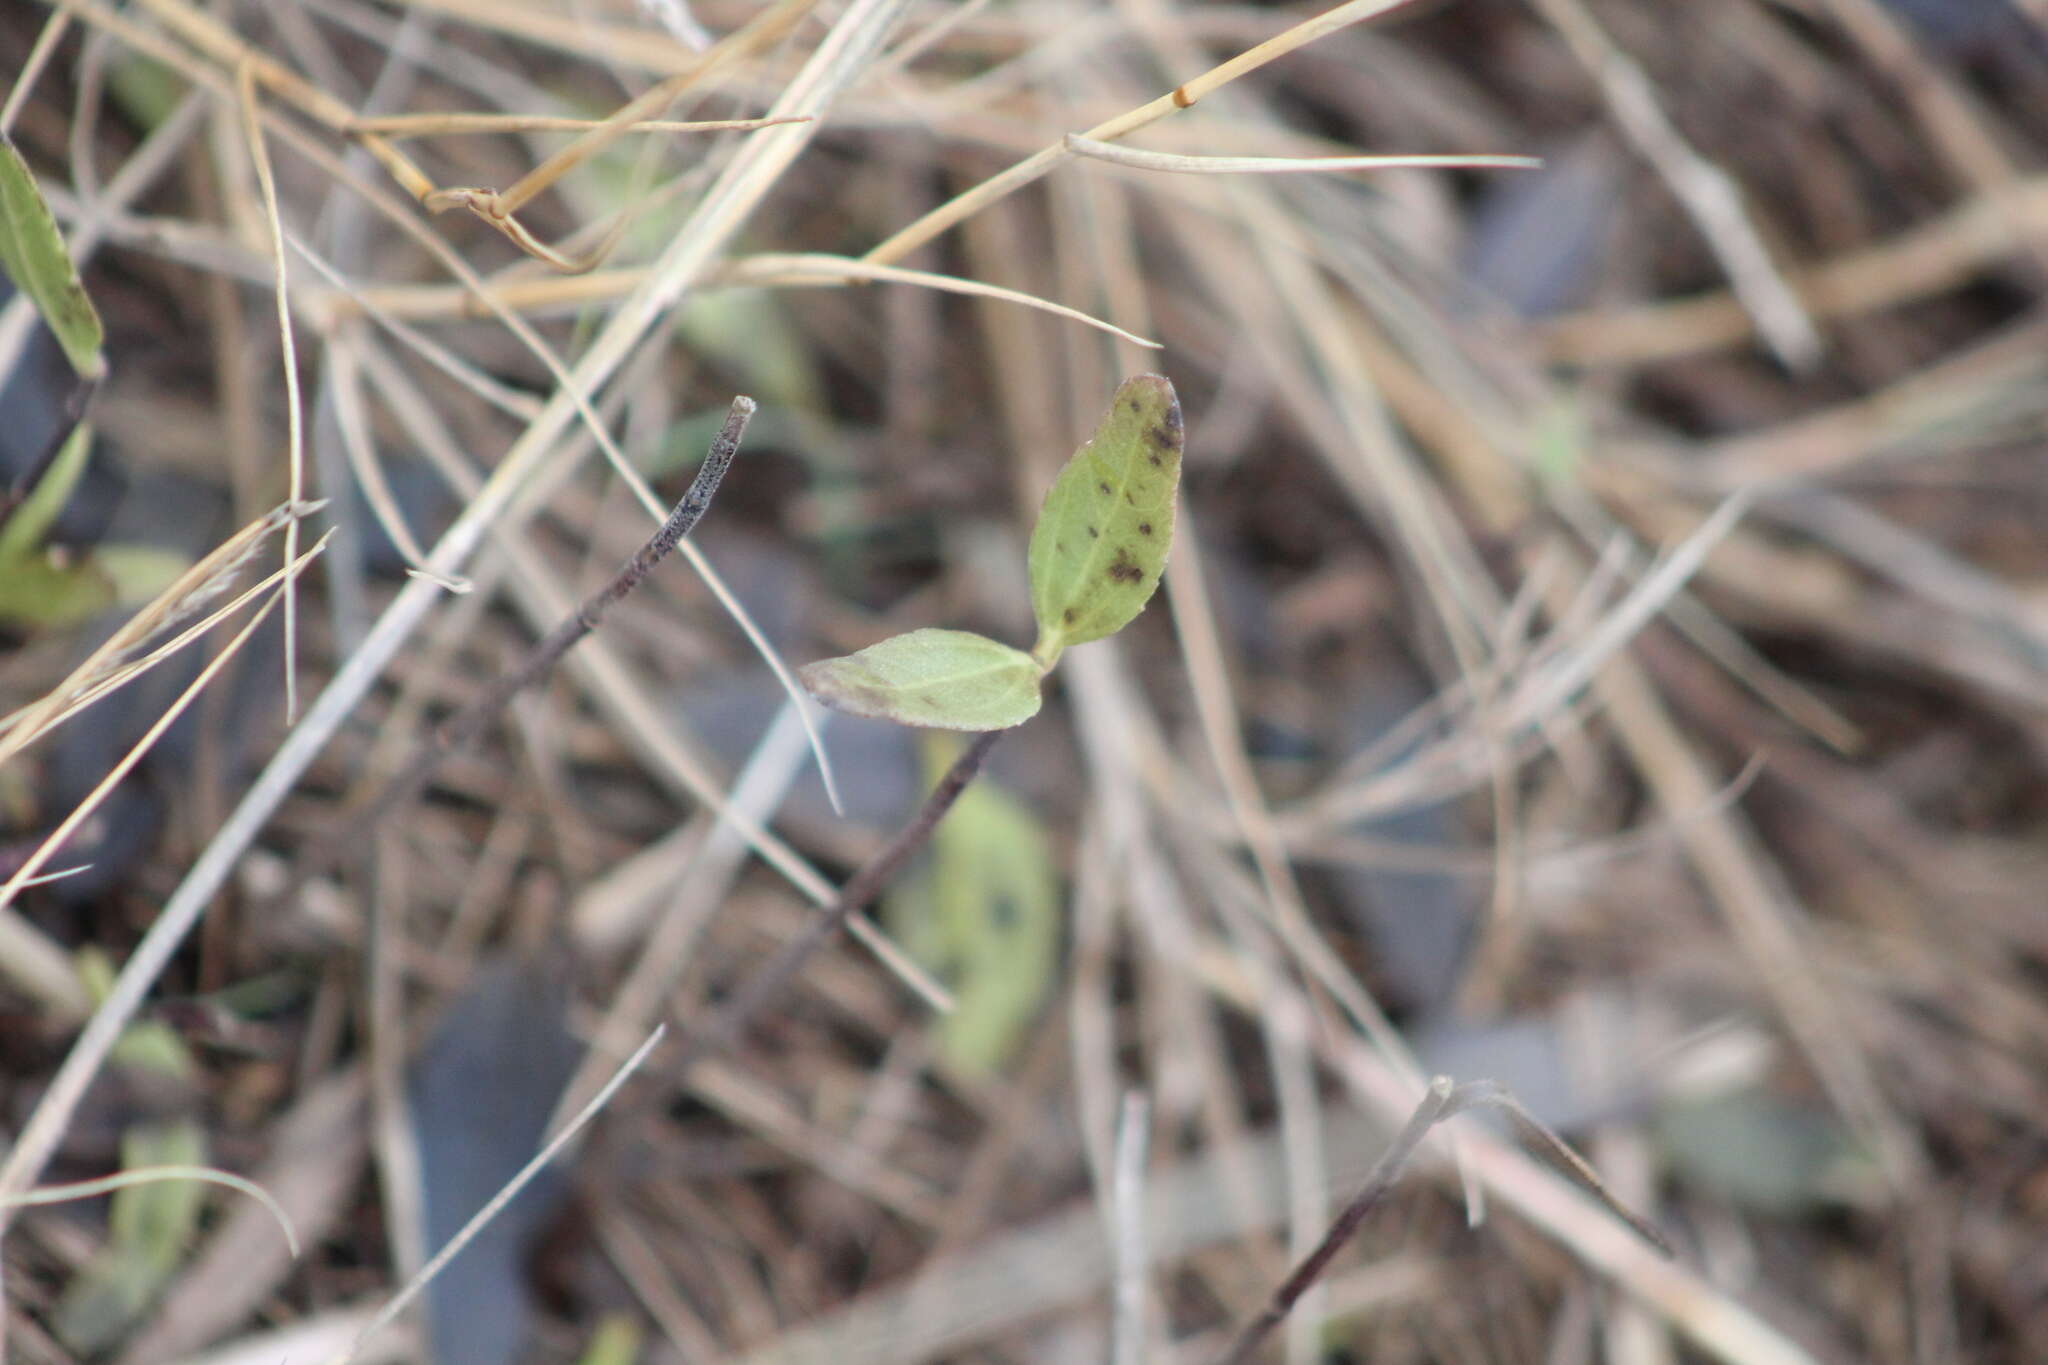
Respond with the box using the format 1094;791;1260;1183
801;373;1183;729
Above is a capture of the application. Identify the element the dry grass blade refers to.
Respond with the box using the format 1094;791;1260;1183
0;4;75;133
0;530;328;1207
7;0;2041;1357
412;0;817;271
347;112;812;138
1502;490;1756;730
370;0;705;72
197;104;850;830
1109;1092;1152;1365
0;0;920;1222
664;730;1002;1082
1541;175;2048;365
1528;0;1821;368
1063;134;1540;175
1217;1076;1675;1365
274;400;754;906
1216;1078;1458;1365
1;538;336;760
320;337;468;591
725;253;1160;347
2;1166;301;1258
233;59;310;719
325;1026;665;1365
865;0;1424;265
0;908;91;1021
0;500;325;766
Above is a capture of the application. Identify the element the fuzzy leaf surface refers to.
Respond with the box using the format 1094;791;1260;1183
1028;374;1181;661
800;627;1041;731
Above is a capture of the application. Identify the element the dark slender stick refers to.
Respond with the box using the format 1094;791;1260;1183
1217;1079;1455;1365
1215;1077;1673;1365
667;728;1002;1079
415;395;753;757
284;397;753;896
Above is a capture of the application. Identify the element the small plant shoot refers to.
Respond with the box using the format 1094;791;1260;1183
801;375;1182;730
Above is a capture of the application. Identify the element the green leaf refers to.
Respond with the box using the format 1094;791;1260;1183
888;736;1058;1075
54;1119;207;1355
56;949;205;1353
0;134;105;379
1027;374;1182;665
1655;1092;1871;1214
1531;396;1584;488
0;422;91;563
95;543;193;605
673;287;824;415
0;553;114;627
576;1314;645;1365
800;627;1041;731
106;53;188;132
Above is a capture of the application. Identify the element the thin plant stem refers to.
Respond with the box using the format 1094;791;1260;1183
668;729;1003;1079
288;397;753;893
1216;1078;1455;1365
1215;1078;1672;1365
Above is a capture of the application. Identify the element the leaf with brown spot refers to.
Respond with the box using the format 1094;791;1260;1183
800;628;1042;731
1027;375;1181;664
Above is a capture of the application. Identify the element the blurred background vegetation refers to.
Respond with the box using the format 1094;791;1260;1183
2;0;2045;1361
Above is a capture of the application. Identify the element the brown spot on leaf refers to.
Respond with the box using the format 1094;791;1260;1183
1106;549;1143;584
1063;608;1077;625
839;684;891;715
1147;423;1176;450
1138;522;1153;536
1097;480;1111;494
1087;526;1099;538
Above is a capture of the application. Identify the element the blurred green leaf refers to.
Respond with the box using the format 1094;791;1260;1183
54;1119;207;1355
57;951;206;1353
0;134;105;379
110;1016;194;1081
106;53;187;131
95;543;194;606
1655;1091;1867;1214
801;627;1041;731
1531;396;1584;487
674;287;823;415
0;428;191;630
890;736;1059;1074
576;1314;644;1365
0;553;114;627
1028;374;1181;666
0;422;91;563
